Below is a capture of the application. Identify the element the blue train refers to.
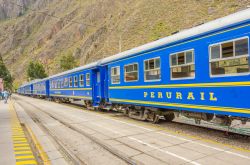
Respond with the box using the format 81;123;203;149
18;9;250;125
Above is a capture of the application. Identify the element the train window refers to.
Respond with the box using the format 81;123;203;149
124;63;139;82
171;55;177;66
86;73;90;86
57;81;61;89
69;77;73;87
74;76;78;87
60;80;64;88
210;37;249;76
210;45;220;59
64;78;68;87
235;38;248;56
222;42;234;58
54;81;57;88
170;50;195;79
144;57;161;81
79;74;84;87
111;66;120;84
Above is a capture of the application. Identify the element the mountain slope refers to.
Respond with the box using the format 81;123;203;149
0;0;249;85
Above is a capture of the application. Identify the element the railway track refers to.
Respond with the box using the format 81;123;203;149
16;99;137;165
16;101;86;165
62;101;250;138
172;118;250;137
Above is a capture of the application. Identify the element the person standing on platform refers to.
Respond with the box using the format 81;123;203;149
3;90;9;104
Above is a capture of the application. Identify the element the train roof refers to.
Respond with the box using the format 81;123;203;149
20;79;42;88
45;61;98;80
100;8;250;64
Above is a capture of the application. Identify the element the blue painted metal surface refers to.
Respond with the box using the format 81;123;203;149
49;69;93;100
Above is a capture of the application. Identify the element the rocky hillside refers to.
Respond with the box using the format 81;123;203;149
0;0;249;85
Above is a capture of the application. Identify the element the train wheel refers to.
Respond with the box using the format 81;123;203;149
152;114;160;124
164;113;175;122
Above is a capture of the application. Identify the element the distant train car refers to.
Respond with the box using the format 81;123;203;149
33;79;50;98
18;9;250;125
18;81;34;96
48;63;100;105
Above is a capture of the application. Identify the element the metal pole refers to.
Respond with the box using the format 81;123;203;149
119;35;122;53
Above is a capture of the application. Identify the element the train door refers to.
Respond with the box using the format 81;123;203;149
92;66;108;107
92;68;102;106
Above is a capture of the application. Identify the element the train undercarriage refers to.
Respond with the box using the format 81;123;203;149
98;102;250;126
50;97;250;126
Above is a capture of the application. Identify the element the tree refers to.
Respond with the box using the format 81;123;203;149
0;55;13;90
59;51;78;71
27;61;48;80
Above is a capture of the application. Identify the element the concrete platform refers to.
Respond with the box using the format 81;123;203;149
0;100;37;165
13;101;68;165
0;101;15;165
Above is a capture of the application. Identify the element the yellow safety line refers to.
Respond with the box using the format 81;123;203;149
109;81;250;89
9;102;38;165
25;125;51;165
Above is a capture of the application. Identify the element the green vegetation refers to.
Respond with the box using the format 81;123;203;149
0;55;13;90
59;51;78;71
27;61;48;81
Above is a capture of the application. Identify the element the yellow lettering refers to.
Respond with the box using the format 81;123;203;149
150;92;155;98
166;92;172;99
176;92;182;99
200;92;205;100
158;92;163;99
209;92;217;101
144;92;148;98
187;92;195;100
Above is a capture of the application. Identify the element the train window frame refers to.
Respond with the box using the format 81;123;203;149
209;37;249;77
64;77;69;87
124;63;139;82
86;73;90;86
74;75;78;87
144;57;161;82
169;49;195;80
111;66;121;84
69;77;73;87
79;74;84;87
54;80;57;89
60;79;64;88
57;80;61;89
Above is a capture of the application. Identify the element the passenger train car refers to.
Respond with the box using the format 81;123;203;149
18;9;250;125
33;79;50;98
18;80;36;96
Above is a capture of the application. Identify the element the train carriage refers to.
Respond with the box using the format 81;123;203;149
18;9;250;125
33;79;50;98
48;63;98;104
98;9;250;124
18;81;36;96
